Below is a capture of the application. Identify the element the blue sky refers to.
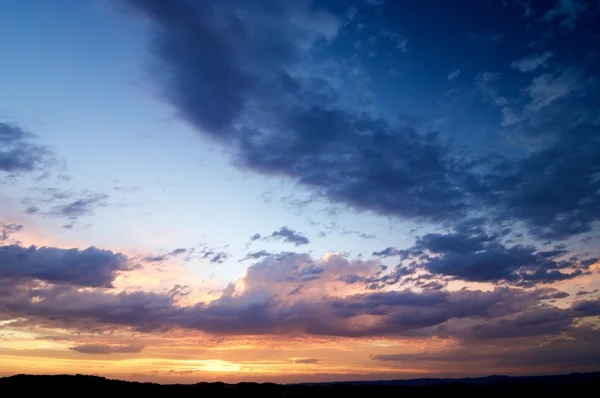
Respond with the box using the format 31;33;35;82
1;0;600;383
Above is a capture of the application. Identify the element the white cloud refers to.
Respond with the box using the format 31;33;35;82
448;68;461;81
378;28;409;53
543;0;588;29
475;73;509;106
526;69;579;111
511;51;554;72
501;107;521;126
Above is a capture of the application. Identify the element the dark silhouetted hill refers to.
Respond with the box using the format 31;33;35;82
1;372;599;396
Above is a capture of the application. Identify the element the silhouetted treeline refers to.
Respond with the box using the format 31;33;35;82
1;373;599;396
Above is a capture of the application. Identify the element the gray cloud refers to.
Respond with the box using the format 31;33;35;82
289;358;319;364
50;193;108;220
242;250;272;261
113;0;600;248
144;248;188;263
269;227;310;246
372;325;600;371
0;244;129;288
2;249;590;340
397;222;593;286
0;122;53;175
22;188;109;227
70;343;144;355
0;223;23;242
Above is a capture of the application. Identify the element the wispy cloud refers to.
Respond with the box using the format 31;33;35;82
511;51;554;72
70;344;144;355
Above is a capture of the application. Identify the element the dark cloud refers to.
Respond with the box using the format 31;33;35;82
22;188;109;226
0;122;52;175
0;244;128;288
464;307;574;340
539;291;570;300
70;344;144;355
242;250;272;261
210;252;229;264
372;247;410;258
1;250;597;340
289;358;319;364
371;350;492;363
25;206;39;214
250;233;262;241
0;223;23;242
117;0;476;226
395;221;593;286
571;298;600;317
144;248;188;263
372;325;600;371
357;232;376;239
118;0;600;244
199;248;230;264
269;227;310;246
50;193;108;220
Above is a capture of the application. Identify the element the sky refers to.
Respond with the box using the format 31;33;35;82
1;0;600;384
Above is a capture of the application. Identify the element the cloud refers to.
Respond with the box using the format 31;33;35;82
113;186;141;193
0;223;23;242
371;350;491;363
22;188;109;227
378;28;409;52
464;307;575;340
503;0;534;18
475;72;509;105
289;358;319;364
144;248;188;263
209;252;229;264
525;69;579;111
0;244;129;288
250;233;262;241
70;344;144;355
543;0;588;29
118;0;600;244
372;325;600;370
50;192;108;221
0;122;53;175
269;227;310;246
448;68;461;81
511;51;554;72
372;247;410;258
482;69;600;240
397;222;592;285
2;250;592;340
242;250;272;261
117;0;477;226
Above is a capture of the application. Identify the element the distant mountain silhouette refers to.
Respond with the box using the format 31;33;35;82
1;372;599;396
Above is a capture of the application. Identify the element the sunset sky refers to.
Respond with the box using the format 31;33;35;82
1;0;600;384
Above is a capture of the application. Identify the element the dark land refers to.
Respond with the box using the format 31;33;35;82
1;372;599;396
